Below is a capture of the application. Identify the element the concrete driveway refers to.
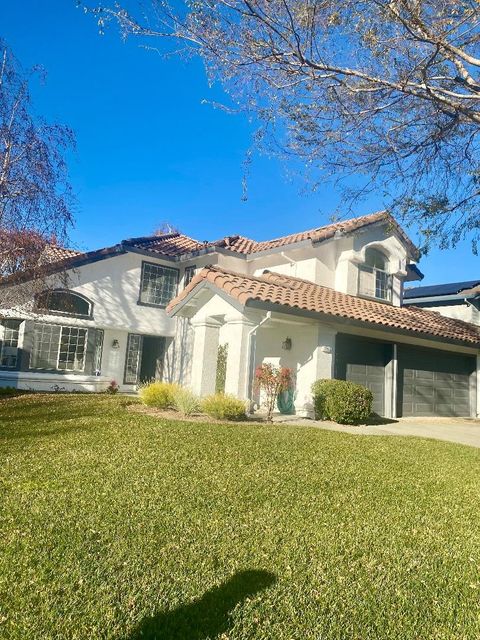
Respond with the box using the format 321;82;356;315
277;415;480;449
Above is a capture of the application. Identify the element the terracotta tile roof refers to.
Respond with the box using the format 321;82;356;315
123;233;206;256
40;245;83;264
129;211;418;259
168;265;480;346
215;211;419;258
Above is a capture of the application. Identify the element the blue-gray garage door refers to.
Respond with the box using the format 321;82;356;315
335;334;392;416
397;346;475;417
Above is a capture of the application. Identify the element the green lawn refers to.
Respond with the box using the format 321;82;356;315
2;395;480;639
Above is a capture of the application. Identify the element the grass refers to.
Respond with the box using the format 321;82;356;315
1;394;480;639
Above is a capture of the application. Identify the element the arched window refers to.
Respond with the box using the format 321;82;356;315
358;248;392;301
36;290;93;317
365;248;387;271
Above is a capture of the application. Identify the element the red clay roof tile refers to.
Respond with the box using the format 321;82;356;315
167;265;480;346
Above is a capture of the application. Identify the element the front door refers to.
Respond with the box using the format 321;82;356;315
139;336;166;383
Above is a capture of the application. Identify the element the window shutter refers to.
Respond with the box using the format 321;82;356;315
359;268;375;298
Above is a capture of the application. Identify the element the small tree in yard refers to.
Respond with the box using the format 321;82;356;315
255;364;293;423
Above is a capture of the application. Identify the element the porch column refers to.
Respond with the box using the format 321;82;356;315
190;318;220;396
476;355;480;418
313;325;337;380
297;324;336;417
222;312;256;400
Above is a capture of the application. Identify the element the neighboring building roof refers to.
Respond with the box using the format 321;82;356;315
214;211;419;259
168;265;480;346
404;280;480;300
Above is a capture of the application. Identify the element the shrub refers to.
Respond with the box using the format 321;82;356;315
172;387;200;416
140;381;179;409
215;343;228;394
311;379;373;425
0;386;27;398
254;364;293;422
201;393;247;421
105;380;119;394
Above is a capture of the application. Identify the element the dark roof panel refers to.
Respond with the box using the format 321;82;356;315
404;280;480;299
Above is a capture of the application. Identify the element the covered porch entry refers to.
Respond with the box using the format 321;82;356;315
187;300;336;416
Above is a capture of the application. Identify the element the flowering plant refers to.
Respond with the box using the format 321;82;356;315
254;364;293;422
105;380;119;394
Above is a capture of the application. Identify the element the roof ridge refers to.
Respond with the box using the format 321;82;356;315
256;210;387;246
122;232;182;244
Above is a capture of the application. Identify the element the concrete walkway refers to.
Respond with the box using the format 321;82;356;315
274;415;480;449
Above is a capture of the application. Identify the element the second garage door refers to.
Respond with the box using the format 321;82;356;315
397;346;475;417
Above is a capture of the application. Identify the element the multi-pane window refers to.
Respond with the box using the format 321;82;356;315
139;262;178;307
0;320;21;368
358;248;392;302
124;334;142;384
30;323;87;372
58;327;87;371
184;265;196;288
36;290;92;317
93;330;104;375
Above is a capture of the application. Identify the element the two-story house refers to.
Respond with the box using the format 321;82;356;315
1;211;479;418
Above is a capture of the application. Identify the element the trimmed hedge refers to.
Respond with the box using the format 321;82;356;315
201;393;247;421
139;382;180;409
311;379;373;425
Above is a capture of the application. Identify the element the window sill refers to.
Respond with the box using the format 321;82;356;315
136;300;168;310
356;293;393;305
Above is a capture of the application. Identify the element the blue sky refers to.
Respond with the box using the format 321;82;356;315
2;0;478;286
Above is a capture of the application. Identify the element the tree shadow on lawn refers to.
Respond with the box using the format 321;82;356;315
128;569;276;640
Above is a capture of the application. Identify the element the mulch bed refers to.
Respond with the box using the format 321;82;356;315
126;402;265;424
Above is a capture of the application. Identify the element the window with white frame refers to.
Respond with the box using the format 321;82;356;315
0;320;21;368
124;333;142;384
358;248;392;301
139;262;179;307
30;323;87;372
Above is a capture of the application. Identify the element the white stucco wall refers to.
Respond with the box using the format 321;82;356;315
421;302;479;325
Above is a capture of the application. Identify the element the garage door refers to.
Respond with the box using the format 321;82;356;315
335;335;392;416
397;346;475;417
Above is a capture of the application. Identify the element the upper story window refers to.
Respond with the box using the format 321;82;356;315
139;262;179;307
184;265;196;288
358;248;392;302
36;290;92;318
0;319;21;369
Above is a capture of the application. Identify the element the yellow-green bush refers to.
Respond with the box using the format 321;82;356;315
171;386;200;416
139;382;179;409
201;393;247;421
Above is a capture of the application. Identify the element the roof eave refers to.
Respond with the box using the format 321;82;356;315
167;280;245;317
245;298;480;349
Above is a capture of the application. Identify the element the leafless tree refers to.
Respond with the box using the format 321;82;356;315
86;0;480;251
153;221;180;235
0;40;75;310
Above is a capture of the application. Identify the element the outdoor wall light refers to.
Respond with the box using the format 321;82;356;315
282;337;292;351
111;339;120;350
